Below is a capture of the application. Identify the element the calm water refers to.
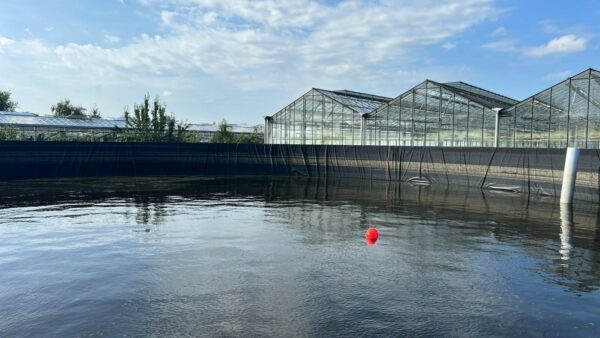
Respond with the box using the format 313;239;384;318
0;176;599;337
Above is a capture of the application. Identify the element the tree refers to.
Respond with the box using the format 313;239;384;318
52;99;86;118
124;94;191;142
89;105;101;118
0;126;18;140
0;90;18;112
210;119;236;143
235;128;263;144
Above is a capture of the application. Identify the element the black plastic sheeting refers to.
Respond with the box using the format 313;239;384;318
0;141;598;202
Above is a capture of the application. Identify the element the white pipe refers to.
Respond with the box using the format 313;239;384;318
493;108;501;148
560;147;580;204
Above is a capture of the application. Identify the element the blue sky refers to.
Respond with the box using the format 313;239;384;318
0;0;599;123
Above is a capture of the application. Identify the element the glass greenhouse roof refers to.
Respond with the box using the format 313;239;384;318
498;68;600;116
0;112;127;129
442;81;518;109
0;112;262;133
315;89;392;114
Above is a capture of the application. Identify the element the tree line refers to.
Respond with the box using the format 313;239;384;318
0;89;261;143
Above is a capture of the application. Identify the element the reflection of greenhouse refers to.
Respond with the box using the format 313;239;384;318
265;68;600;149
0;112;263;142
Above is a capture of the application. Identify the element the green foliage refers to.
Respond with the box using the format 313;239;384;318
235;128;263;144
0;126;19;140
123;94;191;142
210;120;262;144
90;105;101;118
52;99;87;118
210;119;236;143
0;90;18;112
46;132;95;142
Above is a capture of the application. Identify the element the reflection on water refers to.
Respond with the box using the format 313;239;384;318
560;204;574;262
0;176;599;336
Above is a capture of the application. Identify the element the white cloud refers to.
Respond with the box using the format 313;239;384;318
104;35;121;44
0;37;14;54
543;71;572;82
162;90;173;96
0;37;14;46
526;34;587;57
0;0;498;92
442;42;456;50
44;26;55;32
0;0;500;119
482;39;517;52
491;26;506;37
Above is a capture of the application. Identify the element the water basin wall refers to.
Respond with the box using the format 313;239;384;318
0;141;599;202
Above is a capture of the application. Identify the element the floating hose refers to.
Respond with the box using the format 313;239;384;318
407;176;431;186
484;182;521;193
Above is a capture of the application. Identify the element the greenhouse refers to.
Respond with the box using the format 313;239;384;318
499;68;600;148
265;68;600;149
365;80;517;147
264;89;392;145
0;111;263;142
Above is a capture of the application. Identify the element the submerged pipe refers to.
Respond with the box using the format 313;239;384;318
559;202;573;261
560;147;580;204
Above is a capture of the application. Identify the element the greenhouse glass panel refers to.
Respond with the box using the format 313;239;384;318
376;106;388;145
439;89;454;146
467;101;483;147
293;99;304;144
387;103;401;146
515;100;532;148
568;78;589;148
400;93;413;146
588;77;600;148
453;95;469;146
366;117;376;145
531;89;551;148
549;80;570;148
499;108;515;147
413;85;427;146
342;106;354;145
482;108;496;147
426;84;441;146
323;97;334;145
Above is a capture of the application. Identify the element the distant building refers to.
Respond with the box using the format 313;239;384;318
265;68;600;149
0;111;263;142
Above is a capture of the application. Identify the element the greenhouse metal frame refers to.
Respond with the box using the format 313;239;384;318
265;68;600;149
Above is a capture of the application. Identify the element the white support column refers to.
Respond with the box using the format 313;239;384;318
493;108;501;148
560;147;580;204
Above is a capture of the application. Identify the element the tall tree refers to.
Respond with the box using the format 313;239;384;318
124;94;190;142
52;99;86;118
0;90;18;112
89;105;101;118
211;119;236;143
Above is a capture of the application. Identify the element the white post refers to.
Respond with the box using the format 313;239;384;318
560;147;580;204
493;108;501;148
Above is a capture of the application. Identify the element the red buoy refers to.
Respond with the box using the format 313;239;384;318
365;228;378;246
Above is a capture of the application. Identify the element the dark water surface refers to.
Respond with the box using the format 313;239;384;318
0;176;599;337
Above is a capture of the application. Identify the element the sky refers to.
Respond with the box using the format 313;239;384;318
0;0;599;124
